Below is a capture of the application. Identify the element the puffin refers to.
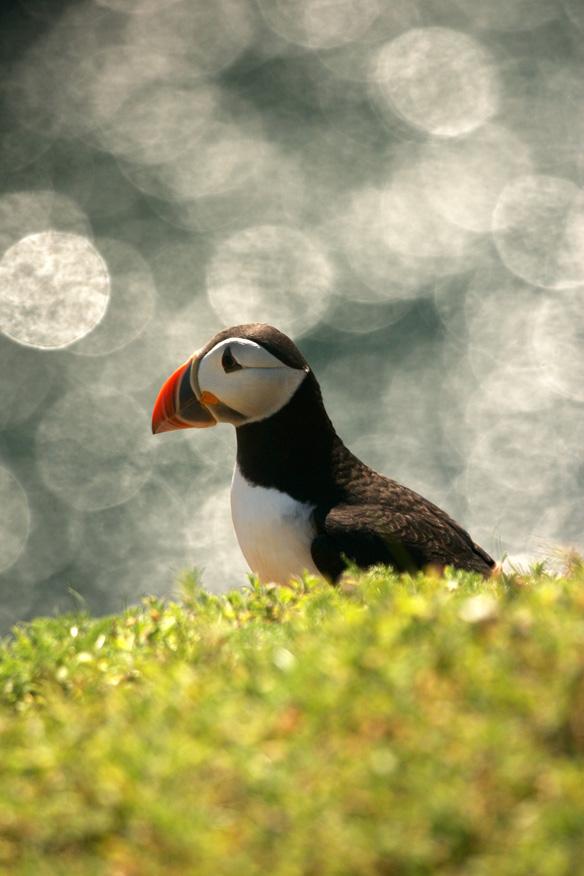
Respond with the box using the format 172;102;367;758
152;323;495;584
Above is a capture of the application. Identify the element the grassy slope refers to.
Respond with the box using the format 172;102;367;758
1;562;584;876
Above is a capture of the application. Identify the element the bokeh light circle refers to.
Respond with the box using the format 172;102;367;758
420;126;533;233
453;0;558;33
124;0;256;79
183;484;249;593
493;175;584;290
316;0;421;81
120;121;268;203
0;338;56;429
86;478;194;608
97;84;217;166
0;190;93;256
327;187;440;301
5;479;84;586
257;0;379;50
206;224;334;338
36;387;153;510
0;468;30;573
533;289;584;403
69;238;156;356
373;27;499;137
0;232;110;349
381;170;479;262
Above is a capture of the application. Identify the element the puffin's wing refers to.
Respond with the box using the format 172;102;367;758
310;504;424;580
310;501;494;582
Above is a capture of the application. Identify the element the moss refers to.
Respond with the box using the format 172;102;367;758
1;560;584;875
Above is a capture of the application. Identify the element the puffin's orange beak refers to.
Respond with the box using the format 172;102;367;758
152;357;216;434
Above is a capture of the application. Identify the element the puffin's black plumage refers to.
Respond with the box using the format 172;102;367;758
232;324;495;580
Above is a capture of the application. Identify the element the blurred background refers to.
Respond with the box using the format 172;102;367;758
0;0;583;631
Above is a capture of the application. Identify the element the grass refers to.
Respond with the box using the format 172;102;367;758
1;559;584;875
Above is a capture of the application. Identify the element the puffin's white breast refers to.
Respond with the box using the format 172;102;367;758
230;464;321;585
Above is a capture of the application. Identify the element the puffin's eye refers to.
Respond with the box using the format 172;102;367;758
221;346;242;374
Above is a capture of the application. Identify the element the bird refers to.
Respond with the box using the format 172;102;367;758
152;323;495;584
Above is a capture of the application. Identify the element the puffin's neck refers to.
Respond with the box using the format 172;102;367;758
235;371;346;505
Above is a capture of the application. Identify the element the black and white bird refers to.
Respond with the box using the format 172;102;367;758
152;324;495;584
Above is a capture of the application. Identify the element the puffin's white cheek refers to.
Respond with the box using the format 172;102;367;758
216;371;286;421
237;373;291;421
197;352;307;424
248;370;308;422
228;373;306;423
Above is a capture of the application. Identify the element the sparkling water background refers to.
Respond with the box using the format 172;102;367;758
1;0;583;631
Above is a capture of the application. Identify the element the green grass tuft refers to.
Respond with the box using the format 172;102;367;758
1;560;584;875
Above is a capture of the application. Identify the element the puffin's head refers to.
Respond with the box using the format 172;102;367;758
152;323;309;434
